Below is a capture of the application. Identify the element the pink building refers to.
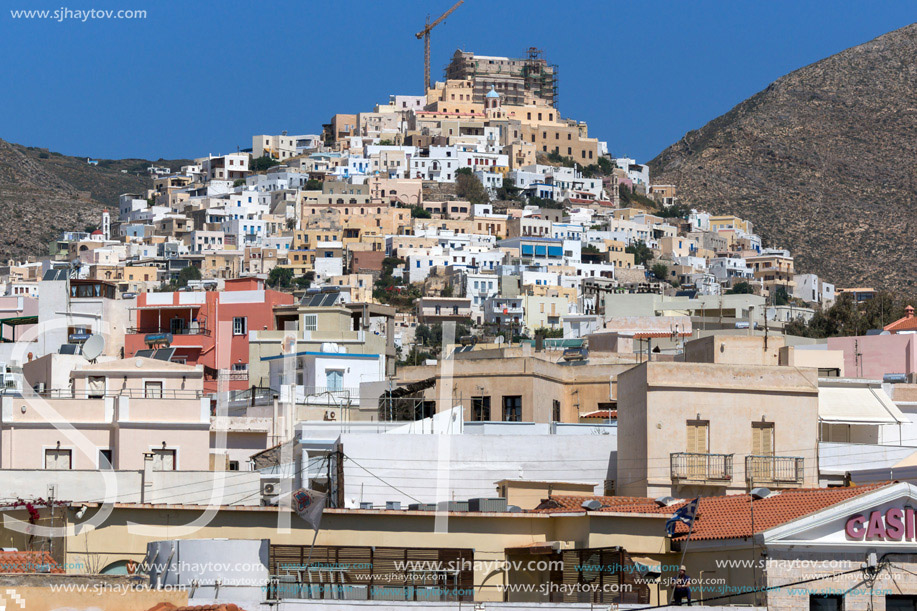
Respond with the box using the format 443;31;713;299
124;277;295;392
826;334;917;380
5;357;209;471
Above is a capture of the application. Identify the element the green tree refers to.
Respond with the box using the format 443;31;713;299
582;244;600;255
533;327;564;338
658;203;692;218
775;285;790;306
456;172;490;205
651;263;669;281
233;178;246;187
528;195;563;209
267;266;294;288
251;155;280;172
294;271;315;289
727;281;755;295
305;179;322;190
410;205;431;218
496;177;521;201
176;265;201;289
625;240;653;266
416;322;471;353
618;184;657;208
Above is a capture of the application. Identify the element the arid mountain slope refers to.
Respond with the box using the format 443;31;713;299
650;23;917;292
0;139;188;261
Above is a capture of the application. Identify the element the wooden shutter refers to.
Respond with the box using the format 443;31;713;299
687;421;708;453
752;423;774;455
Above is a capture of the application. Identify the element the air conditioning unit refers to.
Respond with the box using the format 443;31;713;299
260;478;282;506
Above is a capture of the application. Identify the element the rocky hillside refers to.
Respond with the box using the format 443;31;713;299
649;23;917;292
0;139;189;261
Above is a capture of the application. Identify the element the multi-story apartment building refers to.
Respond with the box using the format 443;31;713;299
617;335;820;498
444;49;558;107
124;277;295;391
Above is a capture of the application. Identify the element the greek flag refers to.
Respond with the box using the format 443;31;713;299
290;488;327;532
665;498;699;536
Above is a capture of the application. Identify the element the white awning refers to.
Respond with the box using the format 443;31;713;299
818;386;908;425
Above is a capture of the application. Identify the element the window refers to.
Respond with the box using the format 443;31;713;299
144;381;163;399
471;396;491;421
553;399;561;422
233;317;247;335
326;369;344;392
229;461;240;471
99;449;113;469
810;595;843;611
87;376;106;398
685;419;709;478
886;596;917;611
502;396;522;422
152;449;176;471
752;422;775;455
45;448;72;470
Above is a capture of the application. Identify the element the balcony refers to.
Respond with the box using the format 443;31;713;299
670;452;733;484
127;326;211;337
745;455;804;486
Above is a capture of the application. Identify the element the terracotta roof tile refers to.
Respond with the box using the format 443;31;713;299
534;484;890;541
147;605;247;611
581;410;617;420
0;551;64;574
885;307;917;332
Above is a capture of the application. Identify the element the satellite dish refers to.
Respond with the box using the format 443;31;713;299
82;334;105;361
494;336;505;345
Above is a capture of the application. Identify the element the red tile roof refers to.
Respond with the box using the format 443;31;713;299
147;604;248;611
885;306;917;332
0;551;64;574
534;484;890;541
581;410;617;420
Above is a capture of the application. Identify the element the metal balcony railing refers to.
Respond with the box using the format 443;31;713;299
670;452;733;483
127;326;211;336
745;455;804;485
38;389;205;400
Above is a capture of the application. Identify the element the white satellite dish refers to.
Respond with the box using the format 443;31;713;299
494;336;505;345
82;334;105;361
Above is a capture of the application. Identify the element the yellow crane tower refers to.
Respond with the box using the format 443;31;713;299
415;0;464;93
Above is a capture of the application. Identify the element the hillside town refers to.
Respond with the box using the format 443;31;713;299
2;48;917;611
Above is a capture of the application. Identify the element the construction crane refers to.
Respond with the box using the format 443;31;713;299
415;0;463;93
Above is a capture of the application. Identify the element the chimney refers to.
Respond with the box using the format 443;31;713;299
906;305;914;319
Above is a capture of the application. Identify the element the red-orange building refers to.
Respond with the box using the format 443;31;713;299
125;278;295;391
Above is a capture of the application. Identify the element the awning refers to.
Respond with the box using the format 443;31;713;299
818;386;908;425
630;556;663;574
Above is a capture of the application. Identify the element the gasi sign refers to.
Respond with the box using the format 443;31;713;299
845;508;917;541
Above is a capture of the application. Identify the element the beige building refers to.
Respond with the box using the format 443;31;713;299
8;356;209;471
249;300;396;384
396;348;635;423
617;335;820;498
747;251;796;297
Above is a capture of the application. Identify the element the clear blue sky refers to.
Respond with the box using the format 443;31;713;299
1;0;914;162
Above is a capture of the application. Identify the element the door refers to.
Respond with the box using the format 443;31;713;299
144;381;163;399
152;449;175;471
45;449;72;470
686;420;709;479
326;369;344;392
751;422;775;482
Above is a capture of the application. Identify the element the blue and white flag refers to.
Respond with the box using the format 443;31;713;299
665;498;699;536
290;488;327;532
